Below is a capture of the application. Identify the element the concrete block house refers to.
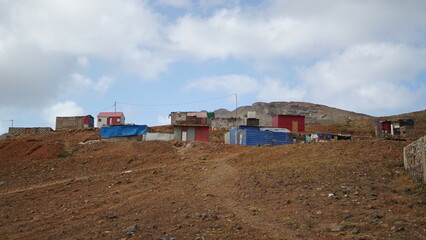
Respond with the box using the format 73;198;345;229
97;112;125;127
170;112;213;142
56;115;94;130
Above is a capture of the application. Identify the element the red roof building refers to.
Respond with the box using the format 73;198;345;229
272;115;305;132
97;112;125;127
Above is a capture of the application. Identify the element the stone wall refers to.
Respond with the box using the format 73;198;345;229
403;135;426;183
144;133;173;141
8;127;53;137
211;117;245;129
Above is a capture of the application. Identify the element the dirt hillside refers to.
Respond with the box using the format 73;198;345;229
0;130;425;240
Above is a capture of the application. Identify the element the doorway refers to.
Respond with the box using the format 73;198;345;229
292;120;299;132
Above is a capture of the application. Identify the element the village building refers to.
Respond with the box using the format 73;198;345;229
211;117;245;129
97;112;125;127
212;111;259;130
55;115;94;130
272;115;305;132
374;119;414;137
226;125;292;146
170;112;212;142
8;127;53;137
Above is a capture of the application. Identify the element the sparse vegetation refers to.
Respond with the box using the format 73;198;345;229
57;150;73;158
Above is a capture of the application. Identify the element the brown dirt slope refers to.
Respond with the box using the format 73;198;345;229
0;131;425;240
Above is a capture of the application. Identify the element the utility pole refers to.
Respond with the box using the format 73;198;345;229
234;93;238;118
10;119;14;128
114;102;117;112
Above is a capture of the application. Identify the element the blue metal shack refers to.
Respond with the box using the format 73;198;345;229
230;126;259;145
229;126;292;146
100;125;148;138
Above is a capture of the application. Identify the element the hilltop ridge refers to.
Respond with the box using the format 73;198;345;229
214;101;372;125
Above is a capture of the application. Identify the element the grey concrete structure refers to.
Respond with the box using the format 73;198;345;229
404;135;426;183
211;117;245;129
144;133;174;141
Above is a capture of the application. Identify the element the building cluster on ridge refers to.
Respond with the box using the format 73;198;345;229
6;110;414;145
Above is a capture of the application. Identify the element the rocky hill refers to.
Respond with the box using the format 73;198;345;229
214;101;372;125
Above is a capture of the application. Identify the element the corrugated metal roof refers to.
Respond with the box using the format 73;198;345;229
98;112;124;117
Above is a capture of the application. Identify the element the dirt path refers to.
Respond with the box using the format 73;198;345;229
198;154;299;239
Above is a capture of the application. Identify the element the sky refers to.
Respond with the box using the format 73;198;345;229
1;0;425;133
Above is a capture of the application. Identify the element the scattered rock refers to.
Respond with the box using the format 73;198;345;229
100;212;118;220
210;224;221;229
330;225;345;232
328;193;335;197
123;224;138;234
352;228;360;234
395;227;405;232
158;238;175;240
233;225;243;230
341;189;350;195
122;170;133;175
395;220;405;226
0;181;4;186
342;213;352;219
372;212;383;219
195;235;205;240
316;210;323;215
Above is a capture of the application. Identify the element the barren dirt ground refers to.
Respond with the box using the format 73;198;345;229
0;131;425;240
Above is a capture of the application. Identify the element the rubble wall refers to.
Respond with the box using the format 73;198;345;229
403;135;426;183
8;127;53;136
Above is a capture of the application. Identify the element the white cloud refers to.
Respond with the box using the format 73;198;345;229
64;74;114;95
198;0;241;9
299;43;426;115
77;56;89;67
157;0;191;9
185;74;260;94
1;0;425;118
169;1;426;60
185;75;307;103
69;74;93;92
42;101;84;127
93;76;115;95
0;0;169;109
256;78;307;102
122;49;174;79
157;115;171;125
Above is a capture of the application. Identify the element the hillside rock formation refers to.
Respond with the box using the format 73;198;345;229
214;102;371;125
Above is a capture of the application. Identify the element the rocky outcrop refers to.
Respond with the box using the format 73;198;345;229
214;101;371;126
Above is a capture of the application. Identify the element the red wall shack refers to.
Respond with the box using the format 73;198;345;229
272;115;305;132
195;126;210;142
